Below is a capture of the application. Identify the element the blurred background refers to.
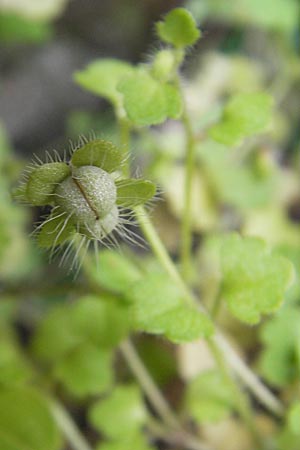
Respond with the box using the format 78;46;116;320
1;2;300;450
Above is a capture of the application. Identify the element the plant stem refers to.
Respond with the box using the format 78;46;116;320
135;206;284;418
49;398;93;450
208;339;264;448
119;339;179;429
181;103;196;280
120;340;212;450
117;113;130;177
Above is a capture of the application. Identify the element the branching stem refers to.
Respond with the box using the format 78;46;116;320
135;206;284;418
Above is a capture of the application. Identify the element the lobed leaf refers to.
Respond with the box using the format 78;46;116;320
259;307;300;386
54;343;113;397
89;250;141;293
116;179;156;208
209;92;273;146
0;386;61;450
26;162;70;206
89;385;147;439
71;139;123;173
156;8;200;47
74;59;134;104
185;369;234;423
127;273;213;341
118;70;182;126
220;234;294;324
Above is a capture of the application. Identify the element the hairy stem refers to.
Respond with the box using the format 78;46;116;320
49;398;93;450
135;206;284;418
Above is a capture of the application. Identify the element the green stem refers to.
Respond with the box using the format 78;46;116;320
120;339;179;430
179;84;196;280
49;398;93;450
135;206;284;418
120;340;212;450
208;339;264;448
117;113;130;177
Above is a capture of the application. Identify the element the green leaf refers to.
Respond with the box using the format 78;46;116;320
89;385;147;439
154;305;213;343
31;307;81;364
70;296;131;349
0;386;61;450
185;369;234;423
209;93;273;146
71;139;123;173
127;273;213;341
96;432;154;450
0;13;52;43
116;179;156;207
127;273;182;331
220;234;294;324
55;343;113;397
156;8;200;47
0;340;33;386
37;210;75;248
74;59;134;104
118;70;182;126
287;402;300;435
259;307;300;386
198;141;279;210
89;250;141;294
25;162;70;206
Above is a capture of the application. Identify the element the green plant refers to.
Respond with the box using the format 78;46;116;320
2;5;300;450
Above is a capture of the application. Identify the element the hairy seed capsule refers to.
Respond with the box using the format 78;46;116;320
55;166;117;238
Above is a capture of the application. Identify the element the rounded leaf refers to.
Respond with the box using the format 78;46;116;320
37;211;75;248
74;59;134;104
0;386;61;450
156;8;200;47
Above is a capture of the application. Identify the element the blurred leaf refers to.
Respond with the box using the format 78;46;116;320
89;385;147;438
118;70;182;126
156;8;200;47
71;139;123;173
127;273;213;341
209;93;273;146
70;295;131;349
198;141;278;209
0;339;33;386
0;13;51;43
55;343;113;397
96;432;154;450
31;307;81;364
259;307;300;386
116;179;156;208
0;0;69;21
74;59;134;105
89;250;141;294
186;369;234;422
287;402;300;435
0;386;61;450
189;0;299;32
220;234;294;324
